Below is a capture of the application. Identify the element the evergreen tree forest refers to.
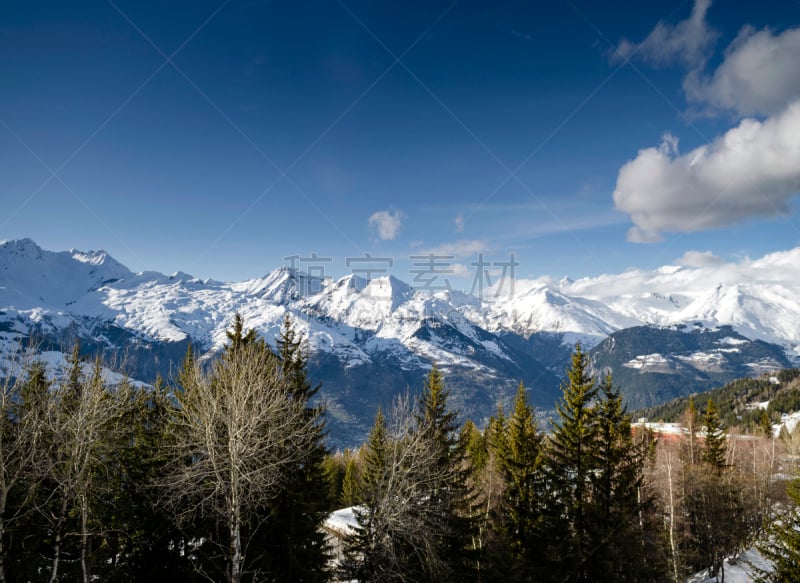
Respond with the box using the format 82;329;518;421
0;324;799;582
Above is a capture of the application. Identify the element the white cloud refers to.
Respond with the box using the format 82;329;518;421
419;239;487;258
454;213;465;233
684;25;800;117
613;0;716;67
450;263;472;278
614;100;800;241
368;210;403;240
616;0;800;118
675;250;724;267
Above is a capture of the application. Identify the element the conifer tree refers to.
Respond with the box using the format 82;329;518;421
225;312;257;353
258;314;331;582
342;408;390;582
415;365;479;582
701;399;727;471
0;352;52;581
757;477;800;582
588;374;654;581
758;409;773;438
460;419;488;475
340;455;362;507
498;381;544;581
542;343;599;582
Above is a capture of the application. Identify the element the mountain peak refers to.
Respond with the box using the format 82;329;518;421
0;238;45;260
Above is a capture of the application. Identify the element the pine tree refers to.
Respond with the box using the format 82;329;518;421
460;419;488;475
342;408;389;582
225;312;257;353
757;477;800;582
498;381;544;581
103;378;193;580
415;365;479;582
340;454;362;507
683;399;745;580
701;399;727;471
588;374;654;582
542;343;599;582
758;409;773;438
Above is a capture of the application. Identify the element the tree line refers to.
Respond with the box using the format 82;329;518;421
1;317;799;582
327;348;800;583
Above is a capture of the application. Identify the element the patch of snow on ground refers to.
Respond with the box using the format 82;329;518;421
623;353;669;369
719;337;749;346
687;547;771;582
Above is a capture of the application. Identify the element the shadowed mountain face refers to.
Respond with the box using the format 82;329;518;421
1;239;797;446
589;325;791;410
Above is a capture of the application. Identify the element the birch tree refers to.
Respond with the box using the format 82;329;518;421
166;328;320;583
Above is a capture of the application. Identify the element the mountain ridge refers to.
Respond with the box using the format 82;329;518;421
2;238;799;445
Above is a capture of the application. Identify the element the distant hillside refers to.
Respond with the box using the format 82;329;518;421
633;368;800;431
589;324;791;409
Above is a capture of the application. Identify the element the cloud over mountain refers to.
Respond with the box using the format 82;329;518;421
612;0;800;241
614;100;800;241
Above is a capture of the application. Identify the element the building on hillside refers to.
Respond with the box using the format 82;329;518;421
632;419;761;443
322;506;360;575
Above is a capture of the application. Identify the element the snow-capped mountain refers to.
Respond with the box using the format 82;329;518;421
1;238;799;445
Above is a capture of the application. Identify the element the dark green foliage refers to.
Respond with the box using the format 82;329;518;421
682;465;747;580
225;312;258;353
588;375;654;582
340;454;362;507
460;419;488;475
542;344;599;582
589;325;792;410
247;314;332;582
97;378;195;581
538;345;661;582
342;408;389;582
635;369;800;433
343;368;480;582
415;365;479;582
497;382;545;581
758;478;800;582
701;399;727;470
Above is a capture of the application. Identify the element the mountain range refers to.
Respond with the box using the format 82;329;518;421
1;238;798;445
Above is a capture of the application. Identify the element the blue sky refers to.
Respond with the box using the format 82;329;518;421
1;0;799;287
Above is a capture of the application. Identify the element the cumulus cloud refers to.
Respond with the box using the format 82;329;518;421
685;26;800;117
368;210;403;240
420;239;486;258
613;100;800;241
614;0;716;67
675;250;724;267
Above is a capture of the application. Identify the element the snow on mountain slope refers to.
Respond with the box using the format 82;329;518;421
496;247;800;355
0;238;133;309
2;239;800;367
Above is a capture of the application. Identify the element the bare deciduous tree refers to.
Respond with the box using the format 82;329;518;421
45;353;129;583
164;341;320;583
0;344;51;583
343;394;460;582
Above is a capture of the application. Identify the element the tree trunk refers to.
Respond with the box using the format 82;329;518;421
81;492;90;583
666;453;679;583
49;490;70;583
229;494;242;583
0;488;7;583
